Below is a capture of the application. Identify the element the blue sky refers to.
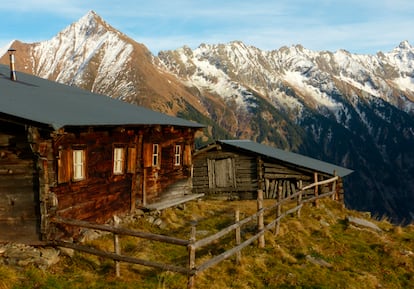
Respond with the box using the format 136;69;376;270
1;0;413;55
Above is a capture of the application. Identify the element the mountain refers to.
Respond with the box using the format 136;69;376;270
0;11;206;116
1;11;413;224
158;41;414;224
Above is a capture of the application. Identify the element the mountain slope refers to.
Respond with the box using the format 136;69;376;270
1;11;413;224
1;198;413;288
0;11;206;116
158;41;414;224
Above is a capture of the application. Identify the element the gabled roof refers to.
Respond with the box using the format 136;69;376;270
0;64;203;130
218;140;353;177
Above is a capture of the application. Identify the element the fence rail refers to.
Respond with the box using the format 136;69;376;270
50;175;339;289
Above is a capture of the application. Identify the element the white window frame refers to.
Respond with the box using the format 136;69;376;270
72;149;85;181
152;144;159;167
113;147;125;175
174;144;181;166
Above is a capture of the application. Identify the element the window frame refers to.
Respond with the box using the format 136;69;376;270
174;144;181;166
113;146;126;175
152;143;159;167
72;148;86;181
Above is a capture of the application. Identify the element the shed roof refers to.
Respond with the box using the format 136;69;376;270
0;64;203;130
218;140;353;177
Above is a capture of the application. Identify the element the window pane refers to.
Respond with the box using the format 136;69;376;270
73;149;85;181
152;144;159;166
175;145;181;165
113;147;125;174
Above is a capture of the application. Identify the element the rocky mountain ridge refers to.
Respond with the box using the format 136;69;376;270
1;11;413;224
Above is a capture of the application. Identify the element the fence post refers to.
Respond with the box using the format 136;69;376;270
257;189;265;248
332;170;337;201
275;185;282;236
113;215;121;277
297;180;303;218
187;222;197;289
313;172;319;207
235;208;241;264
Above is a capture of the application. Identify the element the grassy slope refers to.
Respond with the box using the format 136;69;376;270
1;199;413;289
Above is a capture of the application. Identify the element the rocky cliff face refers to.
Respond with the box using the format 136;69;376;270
2;11;413;224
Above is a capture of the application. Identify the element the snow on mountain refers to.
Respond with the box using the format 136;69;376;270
31;11;135;97
0;40;15;59
158;40;414;224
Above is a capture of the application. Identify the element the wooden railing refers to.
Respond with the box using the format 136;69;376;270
50;175;339;289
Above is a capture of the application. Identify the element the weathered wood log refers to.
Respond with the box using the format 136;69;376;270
235;209;241;264
283;180;288;198
275;185;282;235
196;228;265;274
53;240;189;275
269;180;275;199
187;223;197;289
113;216;121;277
265;178;270;198
52;217;189;246
257;190;265;248
264;173;311;180
193;212;258;249
291;183;296;199
286;180;291;197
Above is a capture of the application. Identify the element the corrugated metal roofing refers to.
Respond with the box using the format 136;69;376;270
218;139;353;177
0;64;203;130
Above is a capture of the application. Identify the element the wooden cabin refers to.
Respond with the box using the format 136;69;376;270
0;64;203;244
193;140;353;200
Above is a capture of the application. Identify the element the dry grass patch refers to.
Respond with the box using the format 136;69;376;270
1;198;414;288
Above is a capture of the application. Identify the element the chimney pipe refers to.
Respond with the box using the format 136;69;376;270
8;48;17;81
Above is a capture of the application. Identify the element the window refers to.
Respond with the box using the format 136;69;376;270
174;145;181;166
113;147;125;174
72;149;86;181
152;144;159;166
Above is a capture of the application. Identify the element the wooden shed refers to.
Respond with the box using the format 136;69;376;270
0;64;203;244
193;140;353;200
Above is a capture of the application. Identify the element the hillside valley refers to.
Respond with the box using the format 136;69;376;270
0;198;413;288
1;11;414;224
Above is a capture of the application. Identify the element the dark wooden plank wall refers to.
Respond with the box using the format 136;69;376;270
192;150;258;198
51;129;135;233
235;155;257;198
142;126;195;204
193;146;342;201
262;161;338;199
0;122;40;243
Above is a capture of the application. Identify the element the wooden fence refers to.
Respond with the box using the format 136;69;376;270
50;175;339;289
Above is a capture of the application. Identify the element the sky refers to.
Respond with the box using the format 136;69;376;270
0;0;413;55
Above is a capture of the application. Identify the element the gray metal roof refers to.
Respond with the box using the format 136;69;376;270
218;139;353;177
0;64;203;130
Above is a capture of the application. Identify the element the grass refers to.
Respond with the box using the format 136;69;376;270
1;198;414;289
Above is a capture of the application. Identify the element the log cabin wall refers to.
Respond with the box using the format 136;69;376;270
193;143;342;201
141;126;195;205
0;121;41;243
50;127;138;234
192;148;258;199
262;159;340;199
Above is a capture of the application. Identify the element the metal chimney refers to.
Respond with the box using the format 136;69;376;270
8;48;17;81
